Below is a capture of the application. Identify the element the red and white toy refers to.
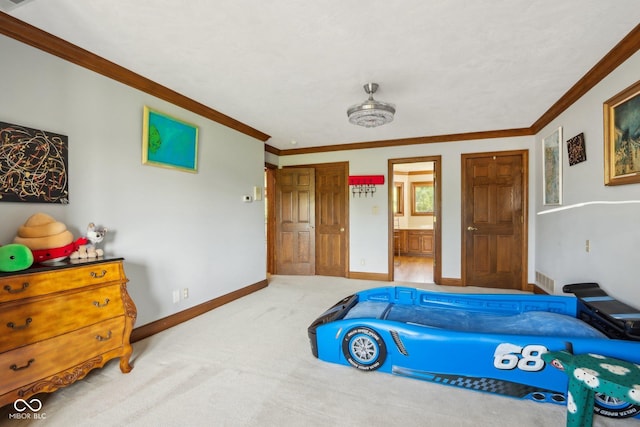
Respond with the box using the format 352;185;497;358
70;222;108;259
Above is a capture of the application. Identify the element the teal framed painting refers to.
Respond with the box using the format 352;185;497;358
142;106;198;173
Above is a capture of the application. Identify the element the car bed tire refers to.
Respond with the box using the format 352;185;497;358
594;394;640;418
342;327;387;371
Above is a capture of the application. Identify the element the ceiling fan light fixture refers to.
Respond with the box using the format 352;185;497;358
347;83;396;128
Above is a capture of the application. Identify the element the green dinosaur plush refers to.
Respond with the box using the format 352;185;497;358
0;243;34;272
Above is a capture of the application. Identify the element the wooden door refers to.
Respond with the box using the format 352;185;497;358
275;168;315;275
314;163;348;277
462;151;527;290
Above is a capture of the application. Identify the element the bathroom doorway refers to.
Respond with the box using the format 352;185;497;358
388;156;441;284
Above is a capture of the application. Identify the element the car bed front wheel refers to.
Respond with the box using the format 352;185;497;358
342;327;387;371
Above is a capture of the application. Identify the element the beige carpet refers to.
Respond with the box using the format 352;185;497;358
2;276;638;426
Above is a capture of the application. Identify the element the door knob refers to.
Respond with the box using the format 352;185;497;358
340;228;345;232
467;226;478;231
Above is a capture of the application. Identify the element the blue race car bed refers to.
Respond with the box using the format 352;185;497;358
308;283;640;419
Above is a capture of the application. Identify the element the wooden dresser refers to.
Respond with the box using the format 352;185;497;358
0;257;136;408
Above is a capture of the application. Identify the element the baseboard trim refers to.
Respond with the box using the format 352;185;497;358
347;272;463;286
348;271;390;281
439;277;463;286
130;279;269;343
531;283;549;294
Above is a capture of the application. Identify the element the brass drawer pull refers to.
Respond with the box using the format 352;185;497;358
91;270;107;279
95;330;112;341
93;298;110;308
3;283;30;294
10;359;35;371
7;317;32;330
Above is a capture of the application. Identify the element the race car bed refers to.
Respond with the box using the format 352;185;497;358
308;283;640;419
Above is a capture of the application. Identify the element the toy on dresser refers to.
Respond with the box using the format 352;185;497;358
13;213;87;264
71;223;108;259
0;243;34;272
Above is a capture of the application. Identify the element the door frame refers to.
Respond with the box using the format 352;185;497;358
265;163;277;275
267;162;349;277
460;149;529;290
388;156;442;284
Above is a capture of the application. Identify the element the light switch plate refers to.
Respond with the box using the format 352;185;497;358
254;186;262;201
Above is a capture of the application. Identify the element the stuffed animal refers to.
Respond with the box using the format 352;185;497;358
71;223;107;259
14;213;73;251
0;243;34;272
14;213;86;263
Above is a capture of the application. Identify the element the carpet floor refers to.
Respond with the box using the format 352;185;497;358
1;275;638;426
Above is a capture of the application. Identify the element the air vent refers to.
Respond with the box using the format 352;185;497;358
390;330;408;356
535;271;555;294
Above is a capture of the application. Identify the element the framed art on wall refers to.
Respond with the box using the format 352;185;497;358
142;106;198;173
542;127;562;205
567;132;586;166
0;121;69;204
604;80;640;186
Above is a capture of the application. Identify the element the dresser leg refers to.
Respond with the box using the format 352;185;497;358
120;353;133;373
119;316;135;373
119;282;137;374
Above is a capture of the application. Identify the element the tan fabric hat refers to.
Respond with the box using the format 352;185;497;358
22;212;57;227
14;212;73;250
18;221;67;238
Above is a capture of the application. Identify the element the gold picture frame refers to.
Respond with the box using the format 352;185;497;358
603;80;640;186
142;106;199;173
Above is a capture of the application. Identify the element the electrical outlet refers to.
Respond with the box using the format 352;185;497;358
172;290;180;304
183;288;189;299
585;239;590;253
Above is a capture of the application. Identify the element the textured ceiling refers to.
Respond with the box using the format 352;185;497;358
3;1;640;150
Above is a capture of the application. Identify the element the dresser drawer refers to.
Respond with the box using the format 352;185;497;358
0;284;124;353
0;316;124;396
0;262;123;303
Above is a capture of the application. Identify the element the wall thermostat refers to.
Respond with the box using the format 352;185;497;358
243;195;252;202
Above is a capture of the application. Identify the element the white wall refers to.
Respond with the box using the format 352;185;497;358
278;52;640;307
4;27;638;323
279;136;536;281
535;50;640;303
0;35;267;326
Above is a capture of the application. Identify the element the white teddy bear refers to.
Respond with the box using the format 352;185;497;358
70;223;108;259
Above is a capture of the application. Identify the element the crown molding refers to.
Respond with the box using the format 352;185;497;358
2;12;638;154
0;12;271;143
277;128;533;156
531;22;640;134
